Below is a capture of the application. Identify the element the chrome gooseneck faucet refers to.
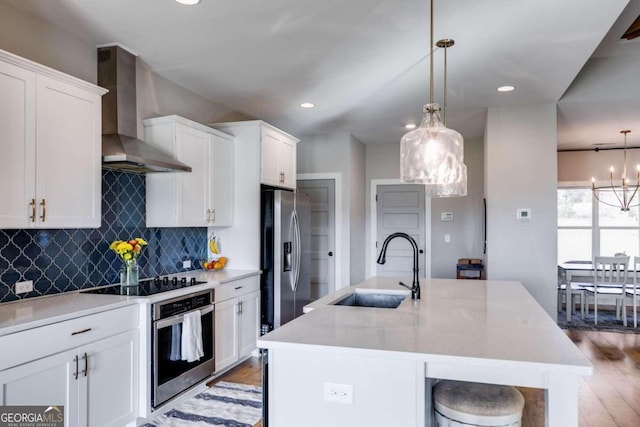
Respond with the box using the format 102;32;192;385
376;232;421;300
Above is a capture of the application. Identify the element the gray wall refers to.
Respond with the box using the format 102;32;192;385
349;134;366;284
365;139;485;279
430;138;485;278
485;104;558;317
297;132;367;287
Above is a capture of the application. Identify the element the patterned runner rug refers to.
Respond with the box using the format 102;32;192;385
557;309;640;333
145;381;262;427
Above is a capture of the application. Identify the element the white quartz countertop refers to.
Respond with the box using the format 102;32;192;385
0;269;260;336
258;277;592;375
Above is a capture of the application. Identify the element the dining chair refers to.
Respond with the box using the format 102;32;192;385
584;255;630;325
629;257;640;328
557;261;589;318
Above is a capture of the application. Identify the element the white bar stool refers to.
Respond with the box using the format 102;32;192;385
433;380;525;427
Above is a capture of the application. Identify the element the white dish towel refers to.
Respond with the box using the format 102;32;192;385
181;310;204;362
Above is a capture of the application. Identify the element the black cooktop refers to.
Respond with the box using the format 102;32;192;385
83;275;208;297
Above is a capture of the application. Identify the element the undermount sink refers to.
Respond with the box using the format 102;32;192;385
331;291;406;309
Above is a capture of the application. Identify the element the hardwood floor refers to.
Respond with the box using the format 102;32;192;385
216;330;640;427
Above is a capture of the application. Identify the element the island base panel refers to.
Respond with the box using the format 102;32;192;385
267;348;425;427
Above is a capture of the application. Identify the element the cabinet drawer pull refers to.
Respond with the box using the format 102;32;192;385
39;199;46;222
74;355;79;380
234;286;243;290
71;328;92;336
82;352;88;377
29;199;36;222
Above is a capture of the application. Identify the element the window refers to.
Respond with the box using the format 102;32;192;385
557;187;640;263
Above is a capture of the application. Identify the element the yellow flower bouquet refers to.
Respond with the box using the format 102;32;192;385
109;238;147;261
109;237;147;286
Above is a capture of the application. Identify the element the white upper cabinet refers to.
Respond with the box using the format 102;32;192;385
0;50;105;229
145;115;234;227
211;121;298;190
261;127;297;189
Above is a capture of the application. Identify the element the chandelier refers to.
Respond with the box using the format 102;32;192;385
592;130;640;212
399;0;467;197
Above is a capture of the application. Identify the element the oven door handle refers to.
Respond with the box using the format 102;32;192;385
155;305;214;329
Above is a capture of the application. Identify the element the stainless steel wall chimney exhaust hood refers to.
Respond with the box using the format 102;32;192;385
98;46;191;173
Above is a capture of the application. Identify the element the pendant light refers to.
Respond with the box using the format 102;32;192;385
400;0;467;197
592;130;640;212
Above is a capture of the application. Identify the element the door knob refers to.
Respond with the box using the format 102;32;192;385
328;251;333;256
419;249;424;254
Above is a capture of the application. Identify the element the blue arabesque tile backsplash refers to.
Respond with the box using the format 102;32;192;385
0;171;207;303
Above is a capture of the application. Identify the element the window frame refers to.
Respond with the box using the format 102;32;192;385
558;185;640;262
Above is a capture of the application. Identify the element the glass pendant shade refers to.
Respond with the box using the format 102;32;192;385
400;103;467;197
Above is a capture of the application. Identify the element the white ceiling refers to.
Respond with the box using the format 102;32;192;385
8;0;638;148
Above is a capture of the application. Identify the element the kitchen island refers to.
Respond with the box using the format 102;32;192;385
257;277;592;427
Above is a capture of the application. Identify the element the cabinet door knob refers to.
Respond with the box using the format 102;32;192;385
328;251;333;257
39;199;46;222
74;355;79;380
82;352;88;377
29;199;36;222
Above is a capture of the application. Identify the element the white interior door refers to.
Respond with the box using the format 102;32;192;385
297;179;336;299
376;185;426;278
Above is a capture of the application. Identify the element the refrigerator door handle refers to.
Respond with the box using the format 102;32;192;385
292;210;301;292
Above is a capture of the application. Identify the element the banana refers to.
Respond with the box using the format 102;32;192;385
209;237;219;255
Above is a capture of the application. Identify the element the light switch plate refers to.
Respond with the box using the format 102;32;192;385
441;212;454;221
517;208;532;220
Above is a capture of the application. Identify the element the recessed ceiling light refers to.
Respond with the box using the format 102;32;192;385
405;123;417;130
300;102;315;108
497;85;515;92
175;0;200;5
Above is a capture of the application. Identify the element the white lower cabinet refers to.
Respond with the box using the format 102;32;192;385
1;348;80;425
0;305;139;427
84;330;138;427
238;290;260;359
214;298;239;371
214;275;260;373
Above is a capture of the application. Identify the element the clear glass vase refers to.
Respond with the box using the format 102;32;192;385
120;259;139;287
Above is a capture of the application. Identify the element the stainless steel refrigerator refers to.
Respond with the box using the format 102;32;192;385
261;188;311;333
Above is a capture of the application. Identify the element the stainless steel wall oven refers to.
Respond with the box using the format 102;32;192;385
151;289;215;408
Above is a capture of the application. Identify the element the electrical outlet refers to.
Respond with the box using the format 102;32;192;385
323;382;353;405
15;280;33;294
182;260;192;269
444;234;451;243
